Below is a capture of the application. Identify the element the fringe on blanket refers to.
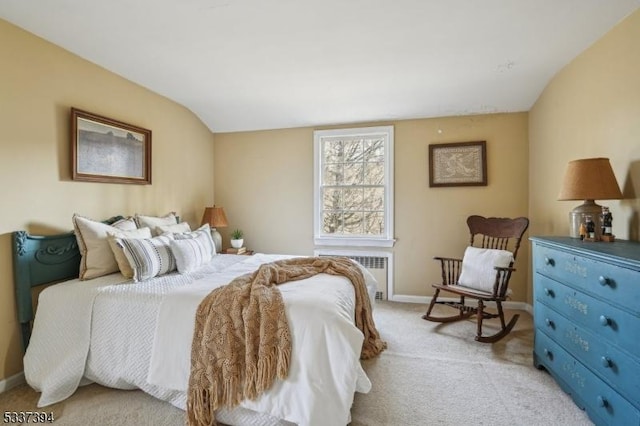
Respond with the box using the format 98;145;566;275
186;256;386;426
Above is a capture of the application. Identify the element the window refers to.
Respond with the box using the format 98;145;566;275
313;126;394;247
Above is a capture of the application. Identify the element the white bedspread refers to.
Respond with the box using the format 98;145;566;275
24;254;376;426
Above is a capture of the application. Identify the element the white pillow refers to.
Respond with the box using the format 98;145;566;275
172;224;210;237
170;230;216;273
119;234;177;282
73;214;138;280
457;246;514;293
173;225;217;254
135;212;178;235
110;217;138;231
155;221;191;235
107;227;153;279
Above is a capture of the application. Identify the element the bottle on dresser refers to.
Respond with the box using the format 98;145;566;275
601;206;613;236
585;215;596;240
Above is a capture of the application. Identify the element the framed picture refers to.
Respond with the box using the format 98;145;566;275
429;141;487;187
71;108;151;184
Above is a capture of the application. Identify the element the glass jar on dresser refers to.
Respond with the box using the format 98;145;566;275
531;236;640;426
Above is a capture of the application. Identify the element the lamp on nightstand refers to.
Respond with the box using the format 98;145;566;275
558;158;622;239
201;205;228;253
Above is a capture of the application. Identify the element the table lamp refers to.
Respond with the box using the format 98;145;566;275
201;205;228;253
557;158;622;239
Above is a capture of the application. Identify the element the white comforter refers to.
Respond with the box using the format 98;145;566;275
24;254;376;426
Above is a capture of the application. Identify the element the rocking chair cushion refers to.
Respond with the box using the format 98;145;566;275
458;246;513;293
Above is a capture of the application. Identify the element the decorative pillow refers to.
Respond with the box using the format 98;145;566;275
107;227;153;279
134;212;178;235
457;246;514;293
170;230;216;274
110;217;138;231
172;224;210;238
173;225;217;254
73;214;138;280
119;234;177;282
155;221;191;235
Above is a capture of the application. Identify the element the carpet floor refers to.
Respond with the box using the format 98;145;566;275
0;301;593;425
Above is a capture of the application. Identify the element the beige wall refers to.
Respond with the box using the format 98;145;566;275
214;113;530;300
528;9;639;302
529;12;639;238
0;19;215;381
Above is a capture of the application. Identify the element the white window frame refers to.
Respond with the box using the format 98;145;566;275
313;125;395;248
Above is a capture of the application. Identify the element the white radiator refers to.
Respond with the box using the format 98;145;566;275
314;249;392;301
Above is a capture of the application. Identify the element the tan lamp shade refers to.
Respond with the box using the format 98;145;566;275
558;158;622;201
201;206;228;228
558;158;622;239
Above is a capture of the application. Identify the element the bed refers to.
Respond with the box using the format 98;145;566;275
12;220;381;426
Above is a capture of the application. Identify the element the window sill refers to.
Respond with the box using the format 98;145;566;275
314;237;396;248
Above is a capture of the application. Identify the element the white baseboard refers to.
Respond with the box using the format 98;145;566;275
388;294;532;314
0;371;25;393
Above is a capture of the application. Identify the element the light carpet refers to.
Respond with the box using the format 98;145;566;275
0;301;593;425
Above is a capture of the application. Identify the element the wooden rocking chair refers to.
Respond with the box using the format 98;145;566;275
422;215;529;343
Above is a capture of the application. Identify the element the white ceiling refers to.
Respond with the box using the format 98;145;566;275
1;0;638;133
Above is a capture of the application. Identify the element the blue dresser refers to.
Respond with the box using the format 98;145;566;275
531;237;640;426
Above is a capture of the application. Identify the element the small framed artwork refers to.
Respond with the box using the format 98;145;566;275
429;141;487;187
71;108;152;184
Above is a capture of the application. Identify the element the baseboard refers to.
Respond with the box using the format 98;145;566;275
0;371;25;393
388;294;532;314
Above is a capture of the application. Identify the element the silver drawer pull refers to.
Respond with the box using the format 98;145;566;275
601;356;612;368
598;276;611;286
544;257;555;266
599;315;611;327
545;318;555;329
543;288;554;297
543;348;553;360
597;395;608;408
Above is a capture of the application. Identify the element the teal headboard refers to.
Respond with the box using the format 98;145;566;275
12;216;123;351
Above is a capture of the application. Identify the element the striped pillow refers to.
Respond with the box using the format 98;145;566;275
119;234;177;282
170;228;216;273
107;227;153;279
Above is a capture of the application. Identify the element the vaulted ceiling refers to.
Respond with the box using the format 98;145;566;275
1;0;638;132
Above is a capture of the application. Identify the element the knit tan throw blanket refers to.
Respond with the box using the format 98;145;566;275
186;256;387;426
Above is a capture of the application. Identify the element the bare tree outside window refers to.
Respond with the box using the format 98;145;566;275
314;126;394;247
321;137;385;236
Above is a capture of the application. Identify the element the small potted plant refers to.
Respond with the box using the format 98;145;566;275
230;229;244;248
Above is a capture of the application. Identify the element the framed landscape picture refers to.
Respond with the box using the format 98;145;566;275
71;108;151;184
429;141;487;187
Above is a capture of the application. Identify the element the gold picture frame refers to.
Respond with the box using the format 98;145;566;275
429;141;487;187
71;108;152;184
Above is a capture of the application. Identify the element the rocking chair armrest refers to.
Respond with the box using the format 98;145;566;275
492;266;517;297
493;265;516;273
433;256;463;263
433;256;463;286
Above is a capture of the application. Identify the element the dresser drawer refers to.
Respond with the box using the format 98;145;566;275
535;302;640;405
535;332;640;426
533;244;640;315
535;273;640;356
